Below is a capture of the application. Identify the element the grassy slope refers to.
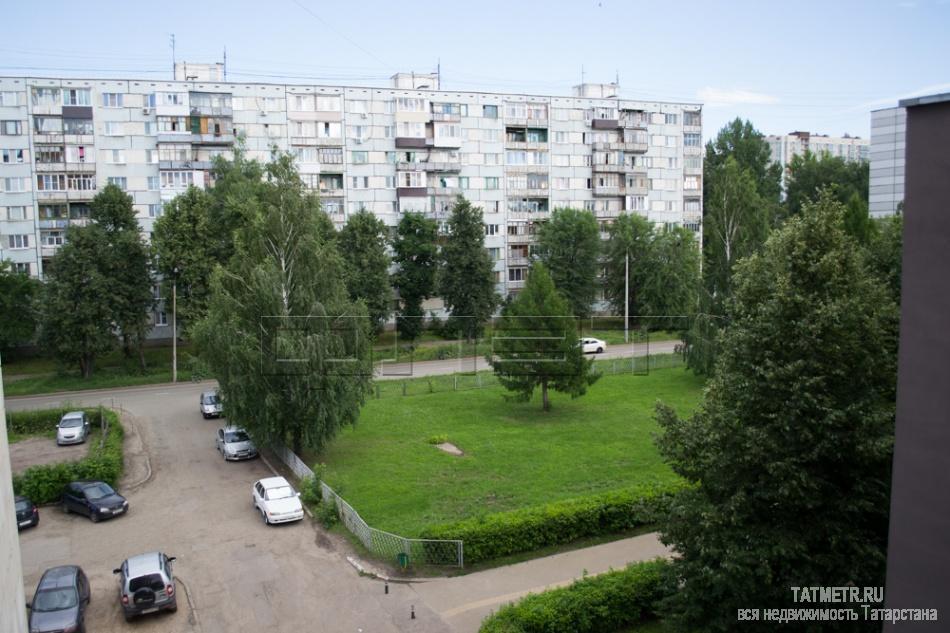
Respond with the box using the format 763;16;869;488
314;368;704;536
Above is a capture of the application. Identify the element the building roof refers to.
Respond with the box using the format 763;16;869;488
899;92;950;108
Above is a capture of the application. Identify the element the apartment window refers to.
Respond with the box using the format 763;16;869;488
666;135;678;147
667;157;679;169
37;174;66;191
483;105;498;118
144;149;157;164
1;148;25;163
527;104;547;120
0;91;20;106
350;176;369;189
152;284;161;300
459;177;469;189
684;133;702;147
144;93;157;108
485;153;502;165
63;119;93;135
31;87;60;106
292;147;319;163
485;177;499;190
684;176;700;190
384;100;396;114
102;93;123;107
62;88;91;106
107;149;126;164
67;174;96;191
160;171;193;189
147;176;159;191
155;311;168;326
628;195;646;211
104;121;123;136
684;198;701;213
384;176;396;188
684;112;701;126
148;203;164;217
383;125;395;138
316;95;342;111
41;230;65;246
318;147;343;164
8;234;30;249
107;176;128;190
144;121;156;135
349;100;368;114
5;206;27;220
508;268;527;282
34;116;62;134
396;97;425;112
484;224;499;236
1;120;22;135
292;95;314;111
157;116;186;133
12;262;30;274
397;121;425;138
487;247;500;261
401;172;424;187
664;113;678;125
505;103;526;118
158;144;190;161
685;156;701;170
69;204;89;219
351;151;368;164
482;129;500;142
39;205;66;219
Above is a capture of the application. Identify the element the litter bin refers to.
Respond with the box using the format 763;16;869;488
396;552;410;569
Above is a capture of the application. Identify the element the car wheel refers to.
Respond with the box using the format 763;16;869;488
261;510;268;525
597;347;604;353
168;600;178;613
124;612;134;623
62;500;70;514
90;511;100;523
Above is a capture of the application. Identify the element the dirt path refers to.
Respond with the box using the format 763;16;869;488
8;435;88;474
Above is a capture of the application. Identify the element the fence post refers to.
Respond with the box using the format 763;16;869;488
376;384;380;399
402;382;407;396
454;375;457;391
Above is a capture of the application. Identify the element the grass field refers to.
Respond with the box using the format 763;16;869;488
309;367;704;537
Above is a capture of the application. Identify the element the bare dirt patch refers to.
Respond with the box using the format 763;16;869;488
435;442;464;456
9;435;89;474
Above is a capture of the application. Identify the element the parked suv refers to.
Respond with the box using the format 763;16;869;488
56;411;90;445
15;495;39;530
113;551;177;621
27;565;90;633
62;480;128;523
216;426;258;461
199;390;223;418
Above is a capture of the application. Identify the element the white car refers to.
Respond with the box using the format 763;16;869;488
57;411;90;445
580;338;607;354
216;427;258;461
252;477;304;525
199;390;223;418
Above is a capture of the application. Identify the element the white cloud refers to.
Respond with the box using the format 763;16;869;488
696;87;780;107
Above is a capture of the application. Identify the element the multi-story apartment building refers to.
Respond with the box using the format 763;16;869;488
0;72;702;320
767;130;869;190
868;106;906;218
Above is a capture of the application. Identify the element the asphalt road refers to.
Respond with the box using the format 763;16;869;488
10;385;451;633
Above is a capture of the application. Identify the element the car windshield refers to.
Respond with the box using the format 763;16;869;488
15;500;31;512
32;587;78;612
202;394;220;405
224;431;249;443
60;417;83;428
265;486;294;500
83;483;115;500
129;573;165;593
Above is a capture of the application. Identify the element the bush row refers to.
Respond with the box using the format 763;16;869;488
6;406;82;436
479;559;672;633
12;408;124;503
419;482;686;564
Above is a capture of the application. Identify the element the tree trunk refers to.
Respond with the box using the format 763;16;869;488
80;354;94;379
292;428;303;455
137;334;146;372
541;378;549;412
121;332;133;359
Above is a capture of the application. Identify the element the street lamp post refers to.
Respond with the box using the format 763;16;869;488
624;251;629;344
172;266;178;383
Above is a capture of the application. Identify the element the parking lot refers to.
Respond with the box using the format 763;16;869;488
10;383;451;633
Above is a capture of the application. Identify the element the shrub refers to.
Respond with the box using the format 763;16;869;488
427;434;449;445
479;559;673;633
299;474;322;507
11;408;124;504
6;406;78;436
420;482;687;564
316;497;339;528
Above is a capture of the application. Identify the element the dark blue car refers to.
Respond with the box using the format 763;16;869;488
27;565;90;633
62;480;128;523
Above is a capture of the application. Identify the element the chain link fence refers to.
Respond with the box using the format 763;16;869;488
270;443;464;568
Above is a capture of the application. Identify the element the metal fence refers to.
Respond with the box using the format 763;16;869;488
270;443;464;568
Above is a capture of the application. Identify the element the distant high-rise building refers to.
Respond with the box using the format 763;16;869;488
0;72;702;321
869;106;906;218
766;131;869;189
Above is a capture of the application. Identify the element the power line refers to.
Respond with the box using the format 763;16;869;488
290;0;395;72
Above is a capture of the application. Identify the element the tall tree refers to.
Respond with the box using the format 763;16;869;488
90;184;154;368
338;208;393;334
39;227;116;378
655;191;898;632
206;145;266;261
152;186;218;332
603;213;654;321
866;213;903;305
193;154;371;454
784;150;869;219
536;208;601;319
0;261;41;353
439;196;499;340
704;118;782;210
489;262;599;411
392;212;438;342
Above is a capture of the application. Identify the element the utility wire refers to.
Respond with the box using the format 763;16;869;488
290;0;395;72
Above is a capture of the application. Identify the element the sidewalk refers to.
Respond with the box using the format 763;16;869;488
410;532;672;633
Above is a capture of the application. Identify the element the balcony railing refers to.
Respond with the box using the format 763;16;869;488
592;163;627;174
192;133;234;145
592;185;623;197
590;118;619;130
507;279;526;290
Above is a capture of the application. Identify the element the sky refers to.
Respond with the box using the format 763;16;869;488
1;0;948;141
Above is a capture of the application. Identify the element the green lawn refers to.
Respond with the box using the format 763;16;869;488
311;367;704;537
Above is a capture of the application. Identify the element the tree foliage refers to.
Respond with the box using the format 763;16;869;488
193;155;372;454
866;213;903;305
392;212;439;342
338;208;392;333
439;196;499;340
489;263;599;411
784;150;869;220
704;118;782;209
536;208;601;319
655;191;899;632
604;214;699;328
0;260;41;352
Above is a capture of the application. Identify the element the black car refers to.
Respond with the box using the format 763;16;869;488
62;480;128;523
27;565;90;633
15;495;39;530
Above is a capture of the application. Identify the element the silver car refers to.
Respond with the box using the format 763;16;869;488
199;390;223;419
56;411;90;446
215;427;258;461
113;551;177;622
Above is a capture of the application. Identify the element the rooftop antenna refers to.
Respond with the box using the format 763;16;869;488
581;64;585;85
223;46;227;81
170;34;176;79
437;58;441;89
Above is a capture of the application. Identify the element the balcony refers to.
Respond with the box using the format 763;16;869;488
620;116;649;131
592;185;623;197
396;186;427;198
33;133;64;144
36;191;67;202
64;134;95;146
396;161;461;173
590;118;619;130
684;164;702;176
314;136;344;147
40;246;60;258
595;208;624;219
318;162;344;173
684;145;703;156
159;160;213;171
428;186;461;197
35;162;65;172
626;181;649;196
395;137;430;149
190;105;233;118
431;112;461;123
507;188;549;198
507;232;534;244
318;187;344;198
592;163;627;174
504;117;548;128
156;133;192;144
507;255;530;267
192;133;234;145
504;140;548;151
38;219;70;229
507;279;526;290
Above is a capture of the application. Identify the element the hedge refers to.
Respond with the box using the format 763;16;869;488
419;482;687;564
11;408;124;504
479;559;673;633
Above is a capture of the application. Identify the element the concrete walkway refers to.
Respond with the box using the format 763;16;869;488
411;532;672;633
